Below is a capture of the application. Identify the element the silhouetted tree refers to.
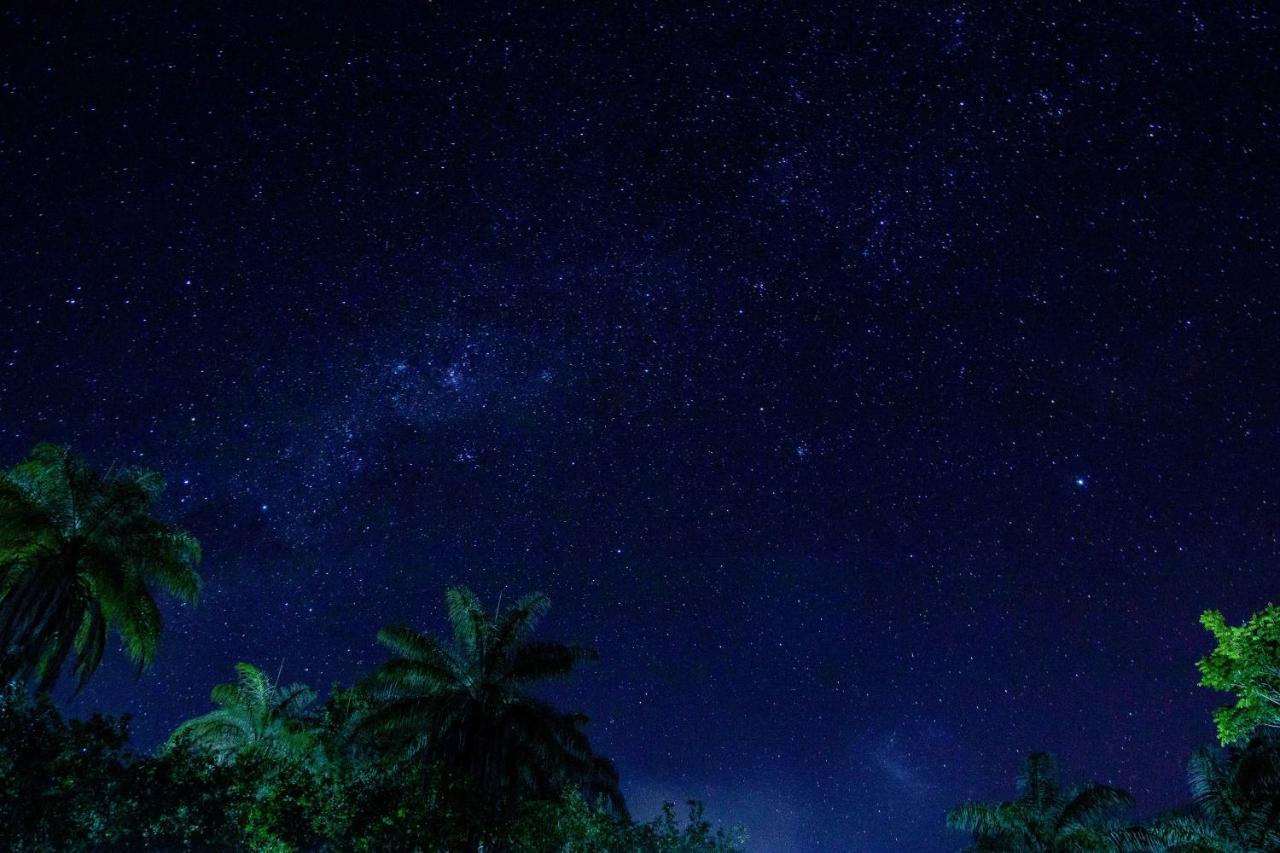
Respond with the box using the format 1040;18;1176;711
947;752;1151;851
169;662;317;763
1156;734;1280;851
359;586;624;817
0;444;201;693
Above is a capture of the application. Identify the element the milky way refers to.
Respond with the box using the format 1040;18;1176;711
1;4;1277;850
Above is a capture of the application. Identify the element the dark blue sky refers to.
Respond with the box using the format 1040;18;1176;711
2;3;1277;850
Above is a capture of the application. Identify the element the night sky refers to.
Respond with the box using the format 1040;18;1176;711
1;3;1278;850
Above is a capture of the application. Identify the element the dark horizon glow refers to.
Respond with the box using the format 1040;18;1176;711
1;4;1277;850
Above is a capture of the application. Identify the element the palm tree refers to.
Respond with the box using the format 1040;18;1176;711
315;682;372;766
359;585;624;814
1156;735;1280;851
947;752;1152;851
0;444;201;693
169;662;318;763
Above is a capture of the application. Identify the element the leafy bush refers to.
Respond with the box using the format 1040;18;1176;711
0;691;744;852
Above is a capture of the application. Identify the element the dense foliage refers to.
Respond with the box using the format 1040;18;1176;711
360;587;624;819
946;605;1280;852
0;443;201;692
946;752;1151;851
0;690;243;850
1198;605;1280;747
6;445;1280;851
1153;734;1280;851
0;445;743;852
169;662;319;764
0;690;744;852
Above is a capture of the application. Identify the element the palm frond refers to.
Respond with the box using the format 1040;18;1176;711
949;754;1139;852
507;641;597;682
134;531;203;604
1019;751;1059;809
0;445;203;693
1152;814;1220;849
364;657;457;694
445;585;486;655
1057;784;1135;829
947;801;1029;835
69;602;107;694
236;662;272;704
275;682;318;717
492;592;550;658
171;662;319;763
376;625;459;670
363;586;622;813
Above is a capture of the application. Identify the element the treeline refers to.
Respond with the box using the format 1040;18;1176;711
0;678;739;851
0;445;743;851
944;607;1280;849
5;443;1280;851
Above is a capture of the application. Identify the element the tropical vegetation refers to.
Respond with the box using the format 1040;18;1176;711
1153;734;1280;851
0;443;201;693
1197;605;1280;747
0;445;744;851
359;587;624;817
946;603;1280;852
7;444;1280;851
946;752;1151;851
169;661;319;764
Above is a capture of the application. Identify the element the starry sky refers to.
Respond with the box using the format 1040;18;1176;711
1;3;1278;850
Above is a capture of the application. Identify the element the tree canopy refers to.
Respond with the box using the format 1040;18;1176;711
1198;606;1280;746
0;443;202;694
169;662;319;764
946;752;1150;852
359;586;624;816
